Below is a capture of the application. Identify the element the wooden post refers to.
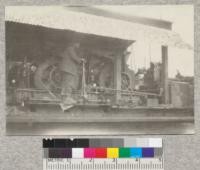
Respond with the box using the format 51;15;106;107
161;46;169;104
114;55;122;103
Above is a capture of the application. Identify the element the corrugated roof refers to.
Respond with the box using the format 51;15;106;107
5;6;192;49
67;6;172;30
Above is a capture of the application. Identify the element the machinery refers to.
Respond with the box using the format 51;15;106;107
5;11;193;111
7;49;163;111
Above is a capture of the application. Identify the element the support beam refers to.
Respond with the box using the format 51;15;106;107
161;46;169;104
114;55;122;103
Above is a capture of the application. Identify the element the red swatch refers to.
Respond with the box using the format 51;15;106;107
95;148;107;158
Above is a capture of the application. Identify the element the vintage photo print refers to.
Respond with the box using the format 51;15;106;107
5;5;194;135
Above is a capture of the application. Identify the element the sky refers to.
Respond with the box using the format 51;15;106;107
97;5;194;78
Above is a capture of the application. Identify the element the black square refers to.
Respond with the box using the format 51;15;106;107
43;139;54;148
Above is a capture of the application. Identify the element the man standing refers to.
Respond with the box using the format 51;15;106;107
59;42;81;110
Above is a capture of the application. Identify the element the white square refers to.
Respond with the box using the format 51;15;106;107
136;138;148;147
72;148;84;158
149;138;162;147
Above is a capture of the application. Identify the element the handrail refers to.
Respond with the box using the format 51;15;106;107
11;87;160;97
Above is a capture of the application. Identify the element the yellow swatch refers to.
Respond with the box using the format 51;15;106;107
107;148;119;158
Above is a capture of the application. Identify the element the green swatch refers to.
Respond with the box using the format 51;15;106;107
119;148;130;158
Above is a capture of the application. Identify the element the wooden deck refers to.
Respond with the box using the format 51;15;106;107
6;107;194;135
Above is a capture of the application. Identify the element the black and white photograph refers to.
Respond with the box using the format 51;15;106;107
5;5;194;135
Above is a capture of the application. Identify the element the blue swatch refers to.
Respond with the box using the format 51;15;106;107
142;148;154;157
130;148;142;158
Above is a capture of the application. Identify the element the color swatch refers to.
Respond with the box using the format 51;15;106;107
119;148;130;158
130;148;142;158
107;148;119;158
95;148;107;158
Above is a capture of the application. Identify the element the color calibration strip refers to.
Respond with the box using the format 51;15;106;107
43;138;163;170
44;147;162;158
43;138;162;148
43;138;162;159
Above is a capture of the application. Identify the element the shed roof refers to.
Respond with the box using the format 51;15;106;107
5;6;192;49
67;6;172;30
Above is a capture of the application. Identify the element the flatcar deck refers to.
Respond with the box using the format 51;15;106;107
6;106;194;135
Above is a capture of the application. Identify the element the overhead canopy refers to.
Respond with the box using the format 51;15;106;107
6;22;134;61
5;6;192;49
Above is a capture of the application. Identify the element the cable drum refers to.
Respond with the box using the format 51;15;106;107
34;61;62;91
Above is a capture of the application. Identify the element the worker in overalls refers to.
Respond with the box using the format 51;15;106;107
59;42;81;109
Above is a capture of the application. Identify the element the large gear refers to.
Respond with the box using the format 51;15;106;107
34;61;62;91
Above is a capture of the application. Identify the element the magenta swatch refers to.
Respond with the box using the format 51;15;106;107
84;148;96;158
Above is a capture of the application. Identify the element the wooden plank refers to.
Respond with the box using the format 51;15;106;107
7;115;194;123
161;46;169;104
6;122;195;135
114;55;122;102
